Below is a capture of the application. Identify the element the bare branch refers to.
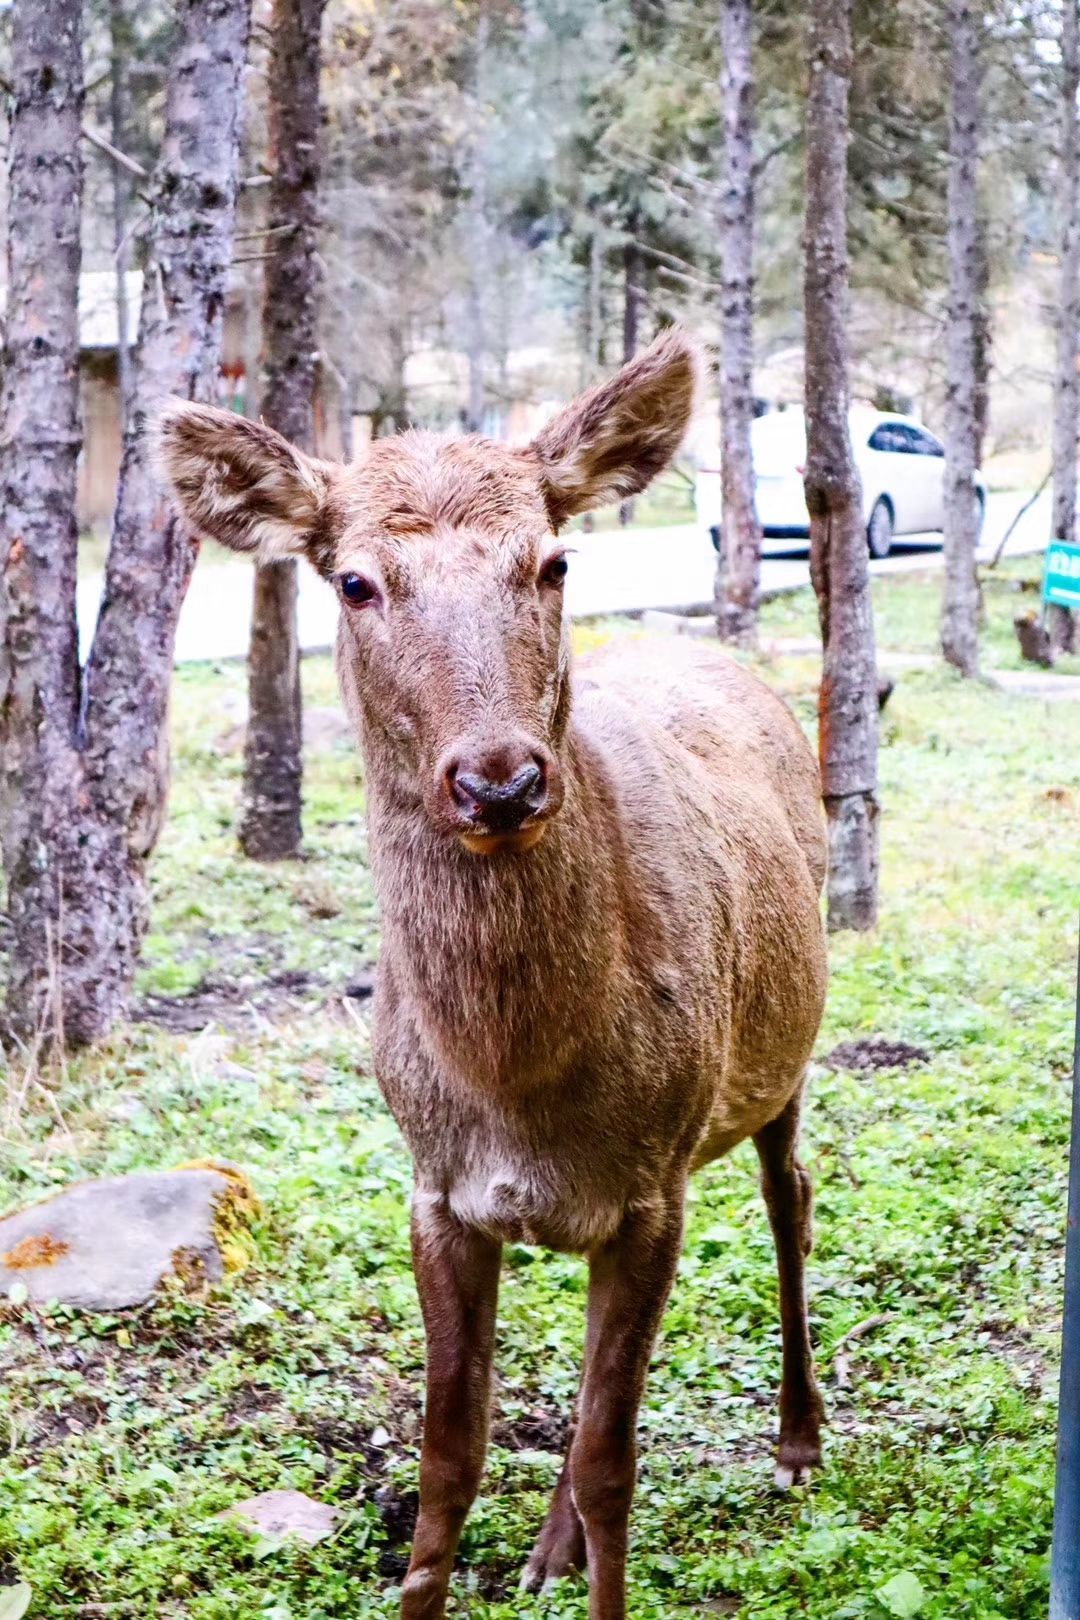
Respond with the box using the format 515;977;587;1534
81;121;148;179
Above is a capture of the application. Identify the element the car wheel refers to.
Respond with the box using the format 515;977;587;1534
867;498;893;559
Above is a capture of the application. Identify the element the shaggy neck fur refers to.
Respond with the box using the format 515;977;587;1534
354;682;623;1095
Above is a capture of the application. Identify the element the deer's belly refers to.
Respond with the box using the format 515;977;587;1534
443;1147;627;1252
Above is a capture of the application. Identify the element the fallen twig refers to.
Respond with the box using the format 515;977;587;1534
833;1312;896;1390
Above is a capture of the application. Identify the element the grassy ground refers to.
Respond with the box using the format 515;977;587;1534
762;554;1080;678
1;568;1078;1619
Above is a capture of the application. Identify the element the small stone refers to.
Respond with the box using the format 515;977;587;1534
107;1092;149;1123
221;1489;339;1547
369;1425;392;1448
0;1163;259;1311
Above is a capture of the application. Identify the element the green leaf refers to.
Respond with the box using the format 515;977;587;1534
877;1571;928;1617
0;1583;33;1620
7;1281;28;1309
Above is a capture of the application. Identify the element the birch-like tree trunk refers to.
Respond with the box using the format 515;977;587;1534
1050;0;1080;656
804;0;879;933
973;222;991;475
109;0;134;431
240;0;327;860
0;0;94;1048
941;0;982;677
0;0;250;1049
715;0;762;647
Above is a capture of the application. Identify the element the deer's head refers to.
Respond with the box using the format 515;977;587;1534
159;329;698;855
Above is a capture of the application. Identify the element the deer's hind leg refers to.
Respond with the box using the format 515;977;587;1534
754;1087;825;1488
520;1407;586;1593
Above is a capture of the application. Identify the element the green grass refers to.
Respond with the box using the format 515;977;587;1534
761;553;1080;677
2;570;1079;1618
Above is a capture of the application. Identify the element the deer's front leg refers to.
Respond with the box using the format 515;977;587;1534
401;1193;502;1620
571;1194;685;1620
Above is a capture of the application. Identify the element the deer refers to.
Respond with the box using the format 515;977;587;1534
158;328;829;1620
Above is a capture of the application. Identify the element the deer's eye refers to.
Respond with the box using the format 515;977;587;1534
540;552;569;587
340;572;379;607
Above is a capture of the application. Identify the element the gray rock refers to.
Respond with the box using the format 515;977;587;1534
0;1164;258;1311
221;1489;339;1547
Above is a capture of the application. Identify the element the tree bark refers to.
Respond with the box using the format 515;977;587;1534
619;219;644;526
109;0;134;432
1050;0;1080;657
462;14;490;438
240;0;326;860
804;0;879;933
941;0;982;677
0;0;250;1050
972;220;991;474
716;0;762;648
0;0;98;1048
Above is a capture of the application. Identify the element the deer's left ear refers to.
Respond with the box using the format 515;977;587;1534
529;327;701;527
155;402;339;573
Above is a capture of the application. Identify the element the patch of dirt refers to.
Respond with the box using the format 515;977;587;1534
824;1035;931;1074
374;1485;418;1578
132;963;376;1034
28;1394;106;1451
975;1315;1052;1394
492;1407;568;1453
132;966;321;1033
471;1563;515;1601
223;1383;285;1431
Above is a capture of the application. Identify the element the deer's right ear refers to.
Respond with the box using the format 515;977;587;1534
155;402;337;571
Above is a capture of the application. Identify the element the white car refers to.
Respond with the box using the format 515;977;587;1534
747;407;986;559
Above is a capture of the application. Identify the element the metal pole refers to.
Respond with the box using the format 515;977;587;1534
1050;924;1080;1620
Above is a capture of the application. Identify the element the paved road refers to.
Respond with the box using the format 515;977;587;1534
76;487;1050;665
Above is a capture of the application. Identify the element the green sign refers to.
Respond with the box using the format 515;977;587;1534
1045;541;1080;609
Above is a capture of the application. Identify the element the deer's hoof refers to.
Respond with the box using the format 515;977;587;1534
520;1523;586;1593
773;1426;822;1490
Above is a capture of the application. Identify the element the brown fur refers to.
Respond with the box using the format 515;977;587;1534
157;328;829;1620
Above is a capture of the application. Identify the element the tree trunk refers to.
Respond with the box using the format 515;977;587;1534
240;0;326;861
716;0;762;648
584;219;603;387
0;0;101;1048
1050;0;1080;657
619;220;644;526
3;0;251;1050
109;0;134;432
462;14;490;437
804;0;879;934
464;263;487;433
941;0;982;677
972;219;991;473
242;266;263;420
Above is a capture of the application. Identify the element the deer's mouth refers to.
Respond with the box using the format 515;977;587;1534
458;822;549;857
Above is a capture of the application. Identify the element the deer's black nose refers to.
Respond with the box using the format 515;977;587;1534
449;759;547;831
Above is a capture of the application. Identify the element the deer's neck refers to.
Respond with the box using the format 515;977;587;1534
364;726;619;1090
